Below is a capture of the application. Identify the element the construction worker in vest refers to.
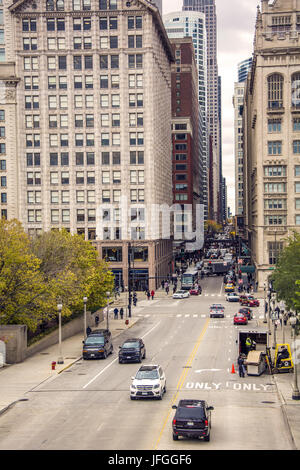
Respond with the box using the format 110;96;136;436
245;336;252;353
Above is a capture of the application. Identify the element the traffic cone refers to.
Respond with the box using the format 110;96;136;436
231;363;236;374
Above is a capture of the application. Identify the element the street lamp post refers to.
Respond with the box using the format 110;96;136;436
106;291;110;331
290;316;300;401
263;283;267;323
272;294;277;349
57;302;64;364
83;296;88;339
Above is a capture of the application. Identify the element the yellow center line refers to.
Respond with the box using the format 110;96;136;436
152;317;210;450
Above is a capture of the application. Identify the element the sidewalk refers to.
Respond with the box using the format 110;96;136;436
0;312;140;417
255;292;300;450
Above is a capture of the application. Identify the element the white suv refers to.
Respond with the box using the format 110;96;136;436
130;365;166;400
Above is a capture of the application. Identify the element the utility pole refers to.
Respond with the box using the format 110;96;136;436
128;242;132;318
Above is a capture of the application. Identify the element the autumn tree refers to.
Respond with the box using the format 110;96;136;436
0;219;53;330
272;232;300;313
30;229;114;318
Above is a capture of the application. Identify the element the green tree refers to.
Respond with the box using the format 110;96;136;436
272;232;300;312
30;229;114;317
204;220;222;234
0;219;53;330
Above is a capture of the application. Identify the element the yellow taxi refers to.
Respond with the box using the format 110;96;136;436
224;283;235;293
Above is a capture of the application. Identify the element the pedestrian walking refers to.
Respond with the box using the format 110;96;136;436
283;312;288;326
86;325;92;336
279;311;283;327
151;290;155;300
165;285;169;295
238;354;246;378
147;290;151;300
120;307;124;319
161;280;165;289
173;285;177;294
114;307;119;319
95;314;99;327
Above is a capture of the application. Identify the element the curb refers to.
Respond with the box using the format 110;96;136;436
274;375;298;450
0;317;141;417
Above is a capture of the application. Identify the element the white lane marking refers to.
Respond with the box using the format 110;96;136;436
83;321;161;389
185;314;190;318
176;314;182;318
219;282;224;295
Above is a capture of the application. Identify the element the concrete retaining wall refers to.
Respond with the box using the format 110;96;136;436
0;325;27;363
0;309;103;364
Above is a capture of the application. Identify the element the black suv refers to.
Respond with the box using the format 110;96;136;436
172;399;214;441
119;338;146;363
82;329;113;360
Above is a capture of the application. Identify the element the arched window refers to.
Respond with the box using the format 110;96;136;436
56;0;64;11
292;72;300;108
46;0;55;11
268;74;283;109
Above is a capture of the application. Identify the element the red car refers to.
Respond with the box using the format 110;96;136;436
239;295;260;307
234;313;248;325
247;296;259;307
189;286;202;296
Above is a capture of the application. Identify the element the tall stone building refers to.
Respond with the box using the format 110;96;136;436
0;0;175;291
183;0;221;222
244;0;300;287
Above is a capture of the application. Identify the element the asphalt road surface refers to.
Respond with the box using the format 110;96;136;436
0;276;295;450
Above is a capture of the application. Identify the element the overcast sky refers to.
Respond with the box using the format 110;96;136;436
163;0;259;214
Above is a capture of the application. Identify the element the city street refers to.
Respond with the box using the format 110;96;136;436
0;276;295;450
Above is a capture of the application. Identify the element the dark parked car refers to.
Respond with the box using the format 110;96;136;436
172;399;214;441
82;329;113;360
119;338;146;363
238;308;253;320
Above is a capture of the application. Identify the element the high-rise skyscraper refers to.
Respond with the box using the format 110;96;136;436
233;58;252;218
163;10;208;219
183;0;221;222
238;58;253;83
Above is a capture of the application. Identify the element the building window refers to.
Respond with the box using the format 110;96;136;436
292;73;300;108
293;140;300;154
268;118;281;133
293;118;300;131
268;74;283;109
264;166;286;177
268;242;283;265
268;141;282;155
264;215;286;226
